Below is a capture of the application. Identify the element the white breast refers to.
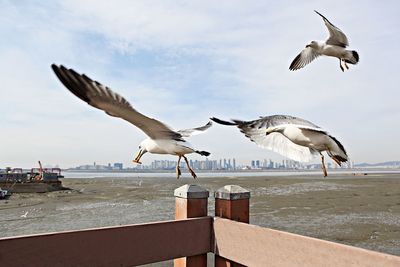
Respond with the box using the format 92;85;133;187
321;45;347;58
144;139;195;155
282;126;311;146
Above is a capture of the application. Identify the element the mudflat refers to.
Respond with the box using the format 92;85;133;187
1;172;399;257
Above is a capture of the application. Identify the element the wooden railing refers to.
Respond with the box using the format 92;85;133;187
213;218;400;267
0;217;212;267
1;184;400;267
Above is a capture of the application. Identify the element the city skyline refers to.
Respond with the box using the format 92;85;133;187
1;1;400;167
67;157;358;171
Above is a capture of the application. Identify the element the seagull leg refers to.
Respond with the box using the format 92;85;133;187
321;154;327;177
176;156;182;179
344;61;349;70
183;155;197;179
339;59;345;72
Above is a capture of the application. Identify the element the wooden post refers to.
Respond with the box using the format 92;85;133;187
214;185;250;267
174;184;209;267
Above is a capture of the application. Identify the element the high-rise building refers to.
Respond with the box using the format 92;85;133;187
113;163;123;170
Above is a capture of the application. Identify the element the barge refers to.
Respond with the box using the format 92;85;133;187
0;162;67;193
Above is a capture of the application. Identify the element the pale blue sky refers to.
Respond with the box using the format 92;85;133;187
1;0;399;168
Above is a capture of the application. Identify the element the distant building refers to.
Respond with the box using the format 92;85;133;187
113;163;123;170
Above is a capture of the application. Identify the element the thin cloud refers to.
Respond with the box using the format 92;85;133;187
1;1;400;167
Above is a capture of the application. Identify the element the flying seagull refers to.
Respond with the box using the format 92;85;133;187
51;64;212;179
211;115;348;177
289;10;359;72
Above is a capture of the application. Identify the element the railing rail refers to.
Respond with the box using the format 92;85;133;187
213;218;400;267
0;217;212;267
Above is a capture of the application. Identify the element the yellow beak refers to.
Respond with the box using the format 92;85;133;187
132;149;145;164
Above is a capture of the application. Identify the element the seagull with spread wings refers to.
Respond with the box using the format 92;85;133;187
211;115;348;177
52;64;212;179
289;10;359;72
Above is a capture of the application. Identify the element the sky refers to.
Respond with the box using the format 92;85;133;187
1;0;399;168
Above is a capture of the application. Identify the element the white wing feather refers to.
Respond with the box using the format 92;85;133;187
211;116;320;162
245;129;318;162
289;47;320;71
177;121;212;137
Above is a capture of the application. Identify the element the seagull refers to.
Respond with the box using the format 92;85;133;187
21;211;28;218
289;10;359;72
211;115;348;177
51;64;212;179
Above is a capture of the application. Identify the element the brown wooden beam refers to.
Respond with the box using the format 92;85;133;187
0;217;212;267
213;218;400;267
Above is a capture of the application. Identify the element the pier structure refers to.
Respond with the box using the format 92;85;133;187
1;184;400;266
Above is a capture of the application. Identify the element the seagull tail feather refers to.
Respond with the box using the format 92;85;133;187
196;150;210;157
344;51;359;65
327;135;348;166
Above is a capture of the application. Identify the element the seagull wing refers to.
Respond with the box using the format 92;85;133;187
211;115;321;162
249;132;318;162
177;121;212;137
52;64;183;141
315;10;349;47
249;115;321;129
289;47;321;71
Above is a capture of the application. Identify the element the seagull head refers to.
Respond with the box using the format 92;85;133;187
133;143;148;164
265;127;275;136
306;41;318;49
266;126;284;136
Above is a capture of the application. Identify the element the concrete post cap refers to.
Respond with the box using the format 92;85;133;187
174;184;209;199
214;185;250;200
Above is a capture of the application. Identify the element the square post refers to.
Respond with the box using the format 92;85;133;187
214;185;250;267
174;184;209;267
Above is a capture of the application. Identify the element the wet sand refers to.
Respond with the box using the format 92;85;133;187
1;173;399;261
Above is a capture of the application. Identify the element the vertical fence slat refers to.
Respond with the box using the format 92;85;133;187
174;184;209;267
214;185;250;267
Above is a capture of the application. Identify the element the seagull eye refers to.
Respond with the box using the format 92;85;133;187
138;146;141;149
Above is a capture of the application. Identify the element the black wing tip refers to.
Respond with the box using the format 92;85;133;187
51;63;61;73
51;63;92;104
314;10;326;19
196;150;211;157
51;63;67;70
289;53;302;71
210;117;237;126
195;120;213;131
333;155;348;163
329;135;348;156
